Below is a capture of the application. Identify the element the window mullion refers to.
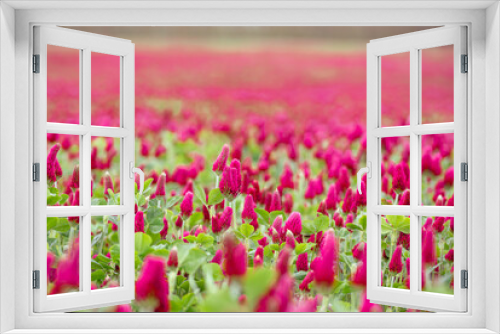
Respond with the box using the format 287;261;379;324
409;47;420;295
81;47;92;295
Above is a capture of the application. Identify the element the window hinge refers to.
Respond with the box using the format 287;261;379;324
461;270;468;289
33;54;40;73
461;162;468;181
33;270;40;289
33;163;40;182
461;54;468;73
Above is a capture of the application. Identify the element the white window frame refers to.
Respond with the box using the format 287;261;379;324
366;26;467;312
1;2;499;334
33;26;136;312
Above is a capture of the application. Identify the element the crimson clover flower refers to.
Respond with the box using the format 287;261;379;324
422;229;437;265
135;211;145;233
220;206;233;230
285;230;296;249
299;270;315;292
241;195;257;224
352;242;366;261
296;252;309;272
50;238;79;295
212;144;230;175
167;247;178;268
175;216;183;228
432;216;445;233
159;217;169;240
284;212;302;236
392;164;407;193
280;164;295;189
70;165;79;189
219;166;241;202
47;143;61;182
211;249;223;265
180;191;194;219
154;173;167;197
269;190;282;212
102;172;114;198
388;245;404;273
135;255;169;312
342;188;353;213
211;214;222;234
283;193;293;214
222;234;247;277
311;229;337;288
276;247;292;277
254;246;264;267
325;184;337;211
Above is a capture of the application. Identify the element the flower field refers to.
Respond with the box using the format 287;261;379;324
45;36;455;312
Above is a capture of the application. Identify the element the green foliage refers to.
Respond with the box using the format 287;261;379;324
207;188;224;206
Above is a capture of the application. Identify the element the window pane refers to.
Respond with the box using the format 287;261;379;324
91;137;121;205
420;216;454;295
421;133;454;206
91;52;121;127
380;215;410;290
381;136;410;205
381;52;410;127
91;215;121;289
47;134;80;207
421;45;454;124
47;45;80;124
47;216;80;295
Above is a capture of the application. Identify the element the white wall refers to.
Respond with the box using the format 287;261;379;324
485;3;500;334
0;2;16;333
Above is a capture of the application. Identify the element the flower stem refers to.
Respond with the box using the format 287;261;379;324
320;294;330;312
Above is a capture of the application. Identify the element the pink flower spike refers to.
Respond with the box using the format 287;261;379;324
211;249;223;265
180;192;194;219
211;214;222;234
103;172;114;198
392;164;407;193
296;252;308;272
223;234;247;277
325;185;337;211
284;212;302;236
299;271;315;292
167;247;178;268
389;245;404;273
285;230;296;249
160;217;169;240
155;173;167;197
311;229;337;288
241;195;257;224
220;206;233;230
70;165;79;189
432;216;445;233
47;144;61;182
283;193;293;213
135;211;145;233
422;229;437;265
445;249;454;262
352;242;366;261
254;247;264;267
175;215;183;228
135;255;169;312
212;144;230;175
280;164;295;189
269;190;282;212
276;247;291;277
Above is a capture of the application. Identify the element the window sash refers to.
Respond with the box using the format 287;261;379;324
366;26;468;312
33;25;136;313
